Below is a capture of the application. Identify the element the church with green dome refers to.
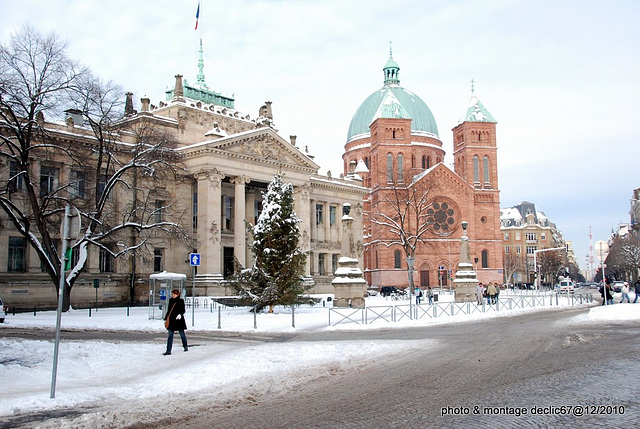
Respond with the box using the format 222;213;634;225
343;50;504;292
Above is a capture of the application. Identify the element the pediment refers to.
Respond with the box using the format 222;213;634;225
411;163;474;196
204;128;319;171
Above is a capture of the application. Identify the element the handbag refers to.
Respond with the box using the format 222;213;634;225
164;302;176;329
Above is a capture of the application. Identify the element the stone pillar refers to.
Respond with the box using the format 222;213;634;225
453;221;479;302
310;198;317;241
195;169;224;280
332;207;367;308
232;175;250;267
296;185;312;278
323;201;330;242
245;189;256;264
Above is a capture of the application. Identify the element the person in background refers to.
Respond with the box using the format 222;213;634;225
600;278;614;306
620;282;631;303
163;289;188;355
475;282;484;305
427;287;434;304
415;286;422;305
494;282;501;303
486;282;497;305
633;279;640;303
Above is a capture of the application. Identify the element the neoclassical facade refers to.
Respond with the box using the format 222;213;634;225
0;71;366;308
343;53;503;288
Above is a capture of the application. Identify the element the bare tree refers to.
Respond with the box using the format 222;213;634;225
537;250;566;286
606;234;640;282
0;26;189;310
503;251;525;285
369;175;438;296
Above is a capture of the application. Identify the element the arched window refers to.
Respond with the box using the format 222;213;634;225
481;250;488;268
473;156;479;182
387;154;393;182
483;156;490;183
397;154;403;182
427;156;431;169
364;157;369;168
394;250;402;268
422;155;426;169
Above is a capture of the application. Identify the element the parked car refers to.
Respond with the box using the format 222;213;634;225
0;298;6;323
555;280;575;293
366;287;379;297
380;286;402;297
611;281;627;293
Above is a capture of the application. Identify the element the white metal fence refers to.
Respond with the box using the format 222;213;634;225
328;292;595;326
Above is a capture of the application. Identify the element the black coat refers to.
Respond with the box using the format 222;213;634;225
165;297;187;331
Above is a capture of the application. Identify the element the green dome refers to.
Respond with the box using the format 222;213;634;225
347;54;439;142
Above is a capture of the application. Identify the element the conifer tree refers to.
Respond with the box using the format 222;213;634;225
231;175;307;312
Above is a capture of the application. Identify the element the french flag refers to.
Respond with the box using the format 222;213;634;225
194;1;201;30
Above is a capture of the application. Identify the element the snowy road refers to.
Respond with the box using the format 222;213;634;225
6;305;637;428
160;306;639;428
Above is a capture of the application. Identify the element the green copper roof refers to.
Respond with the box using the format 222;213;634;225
347;53;439;142
460;94;496;123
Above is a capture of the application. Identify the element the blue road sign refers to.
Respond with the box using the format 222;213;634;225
189;253;201;266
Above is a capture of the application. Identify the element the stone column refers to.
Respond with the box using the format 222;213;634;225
295;184;312;278
195;169;224;279
232;175;250;267
323;201;330;242
309;198;317;242
332;204;367;308
453;221;479;302
245;189;257;265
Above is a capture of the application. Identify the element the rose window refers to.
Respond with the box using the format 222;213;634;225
426;201;457;234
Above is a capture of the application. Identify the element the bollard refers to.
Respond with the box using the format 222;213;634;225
126;306;130;316
89;308;92;317
217;306;221;329
33;307;37;316
292;306;295;328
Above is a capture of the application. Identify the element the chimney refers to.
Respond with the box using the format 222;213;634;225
124;92;134;116
174;74;184;101
140;96;150;112
265;101;273;119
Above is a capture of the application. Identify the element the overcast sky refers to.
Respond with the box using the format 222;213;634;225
1;0;638;275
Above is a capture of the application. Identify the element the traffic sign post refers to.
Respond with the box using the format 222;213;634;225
189;253;201;326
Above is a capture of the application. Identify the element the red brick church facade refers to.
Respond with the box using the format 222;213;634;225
343;53;503;289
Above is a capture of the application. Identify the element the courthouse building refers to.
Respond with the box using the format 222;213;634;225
0;58;366;308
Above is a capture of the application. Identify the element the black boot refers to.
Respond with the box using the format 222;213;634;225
163;351;171;356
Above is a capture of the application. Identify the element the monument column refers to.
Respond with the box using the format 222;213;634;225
453;221;479;301
195;169;224;279
232;175;250;267
295;184;312;277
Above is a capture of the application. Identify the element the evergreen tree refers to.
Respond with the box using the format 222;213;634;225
231;175;307;312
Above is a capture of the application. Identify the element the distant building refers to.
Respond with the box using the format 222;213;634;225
630;187;640;233
500;202;571;285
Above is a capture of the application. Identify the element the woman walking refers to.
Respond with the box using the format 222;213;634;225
163;289;188;355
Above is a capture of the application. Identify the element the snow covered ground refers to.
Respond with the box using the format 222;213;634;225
0;292;638;426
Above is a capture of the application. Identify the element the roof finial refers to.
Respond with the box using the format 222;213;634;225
197;38;207;88
471;78;475;94
383;42;400;85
